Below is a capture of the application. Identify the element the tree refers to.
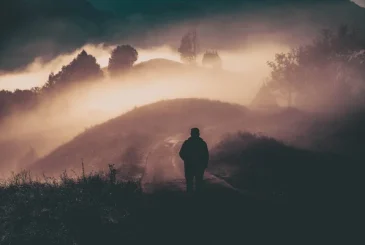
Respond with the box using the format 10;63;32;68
0;89;40;121
266;25;365;109
178;30;198;64
267;50;299;108
43;50;103;91
108;45;138;77
202;50;222;69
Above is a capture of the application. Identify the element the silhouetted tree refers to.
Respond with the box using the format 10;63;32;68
108;45;138;77
0;52;105;123
30;87;42;95
44;50;103;91
0;89;40;121
267;51;299;108
267;25;365;109
202;50;222;69
178;31;198;64
0;90;13;119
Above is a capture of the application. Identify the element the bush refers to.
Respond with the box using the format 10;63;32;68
209;132;349;203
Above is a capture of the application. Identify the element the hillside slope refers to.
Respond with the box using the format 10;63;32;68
30;99;248;176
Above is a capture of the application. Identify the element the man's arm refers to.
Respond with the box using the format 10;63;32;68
179;141;187;161
204;142;209;168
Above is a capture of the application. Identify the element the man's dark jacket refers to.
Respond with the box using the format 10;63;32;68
179;137;209;169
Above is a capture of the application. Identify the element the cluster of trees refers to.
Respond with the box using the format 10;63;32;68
178;31;198;64
1;28;224;122
0;45;139;121
43;44;138;92
0;89;40;120
263;25;365;109
178;30;222;68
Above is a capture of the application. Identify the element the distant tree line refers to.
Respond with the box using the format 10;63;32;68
178;30;223;68
1;29;226;123
0;45;138;122
3;25;363;121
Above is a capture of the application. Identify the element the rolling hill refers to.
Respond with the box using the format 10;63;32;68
30;99;249;176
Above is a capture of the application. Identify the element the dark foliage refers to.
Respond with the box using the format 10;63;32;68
0;50;103;124
44;50;103;91
0;156;351;245
0;89;40;121
108;45;138;77
209;132;353;205
267;25;365;108
178;31;198;64
0;167;142;245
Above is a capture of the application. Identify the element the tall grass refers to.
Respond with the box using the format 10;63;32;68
0;165;142;245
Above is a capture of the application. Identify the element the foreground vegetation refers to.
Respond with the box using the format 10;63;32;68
1;129;356;244
209;132;350;203
0;167;143;244
1;165;292;245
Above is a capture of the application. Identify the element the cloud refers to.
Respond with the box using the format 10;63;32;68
1;0;365;74
0;0;109;71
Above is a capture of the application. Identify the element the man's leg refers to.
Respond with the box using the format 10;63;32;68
195;168;205;192
186;175;193;193
184;164;193;193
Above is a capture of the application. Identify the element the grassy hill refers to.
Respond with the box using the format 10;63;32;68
30;99;249;176
30;97;365;177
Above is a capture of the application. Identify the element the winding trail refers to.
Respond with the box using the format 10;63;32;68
138;134;289;244
141;134;241;194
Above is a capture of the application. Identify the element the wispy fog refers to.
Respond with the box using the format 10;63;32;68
0;37;289;172
0;41;287;90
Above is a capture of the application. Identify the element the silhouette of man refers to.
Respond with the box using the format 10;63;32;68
179;128;209;193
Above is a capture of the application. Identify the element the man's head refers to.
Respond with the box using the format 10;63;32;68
190;128;200;138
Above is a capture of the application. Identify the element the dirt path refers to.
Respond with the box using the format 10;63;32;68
141;134;241;194
138;135;291;244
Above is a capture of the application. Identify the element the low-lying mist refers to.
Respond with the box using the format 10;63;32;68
0;41;287;90
0;39;288;174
